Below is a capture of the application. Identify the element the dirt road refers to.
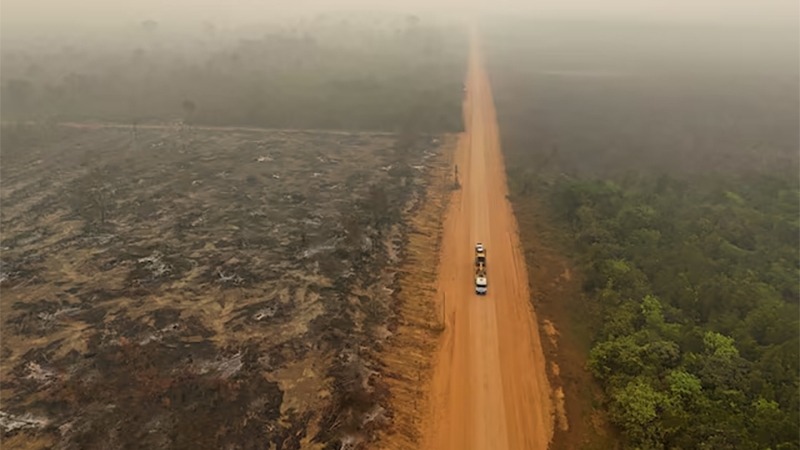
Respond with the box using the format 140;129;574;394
421;33;554;450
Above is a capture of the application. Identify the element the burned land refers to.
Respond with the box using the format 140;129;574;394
0;123;450;449
0;13;466;449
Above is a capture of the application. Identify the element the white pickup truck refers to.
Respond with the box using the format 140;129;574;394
475;271;488;295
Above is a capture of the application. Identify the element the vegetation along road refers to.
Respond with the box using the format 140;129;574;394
421;30;554;450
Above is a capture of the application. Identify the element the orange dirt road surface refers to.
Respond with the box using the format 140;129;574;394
420;32;554;450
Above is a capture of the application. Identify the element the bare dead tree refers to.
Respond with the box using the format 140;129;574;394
130;119;139;142
181;99;197;123
72;169;115;231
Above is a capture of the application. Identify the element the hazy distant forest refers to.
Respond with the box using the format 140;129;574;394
488;19;799;450
1;13;466;132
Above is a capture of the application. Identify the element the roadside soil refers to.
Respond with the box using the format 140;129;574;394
511;197;619;450
419;32;554;450
375;135;456;450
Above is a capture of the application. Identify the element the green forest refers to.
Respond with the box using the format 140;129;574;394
541;174;798;449
487;17;798;449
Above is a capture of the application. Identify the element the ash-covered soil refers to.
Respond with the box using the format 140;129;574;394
0;124;445;449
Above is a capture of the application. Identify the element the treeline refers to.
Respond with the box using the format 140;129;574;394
541;174;799;449
1;15;466;132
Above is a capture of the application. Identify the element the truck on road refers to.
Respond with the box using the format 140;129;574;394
475;242;487;295
475;268;488;295
475;243;486;266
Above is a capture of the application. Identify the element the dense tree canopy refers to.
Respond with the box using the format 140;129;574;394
487;16;797;450
543;174;799;449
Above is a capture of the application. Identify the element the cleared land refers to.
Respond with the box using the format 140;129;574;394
0;123;450;449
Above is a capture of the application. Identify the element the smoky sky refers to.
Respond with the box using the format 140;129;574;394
3;0;796;36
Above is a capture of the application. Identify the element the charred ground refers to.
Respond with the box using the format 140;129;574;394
1;12;467;449
0;122;452;449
